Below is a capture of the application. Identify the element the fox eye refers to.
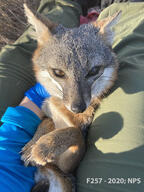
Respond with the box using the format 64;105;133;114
86;66;101;78
53;69;65;78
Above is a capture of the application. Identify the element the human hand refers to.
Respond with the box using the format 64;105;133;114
25;82;50;108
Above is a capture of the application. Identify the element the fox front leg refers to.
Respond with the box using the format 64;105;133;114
75;97;100;132
48;97;100;131
21;117;55;166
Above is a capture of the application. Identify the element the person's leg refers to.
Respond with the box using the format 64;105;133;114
100;0;144;9
0;0;82;120
77;2;144;192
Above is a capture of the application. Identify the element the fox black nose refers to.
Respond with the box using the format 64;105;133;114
71;102;86;113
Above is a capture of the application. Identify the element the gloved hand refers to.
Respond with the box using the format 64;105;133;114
25;82;50;108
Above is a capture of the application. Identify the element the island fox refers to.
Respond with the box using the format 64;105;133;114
21;4;121;192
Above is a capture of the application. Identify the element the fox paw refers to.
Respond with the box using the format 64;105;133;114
76;106;95;131
28;142;57;166
21;143;47;166
81;113;94;128
21;141;35;166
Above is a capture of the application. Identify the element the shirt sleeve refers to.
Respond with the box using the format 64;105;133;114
0;106;41;192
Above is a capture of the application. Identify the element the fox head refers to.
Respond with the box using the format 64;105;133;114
24;4;121;113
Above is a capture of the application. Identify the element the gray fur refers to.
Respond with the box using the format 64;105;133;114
35;23;117;111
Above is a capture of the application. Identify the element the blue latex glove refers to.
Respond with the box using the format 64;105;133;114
25;82;50;108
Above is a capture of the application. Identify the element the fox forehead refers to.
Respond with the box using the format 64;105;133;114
35;23;114;73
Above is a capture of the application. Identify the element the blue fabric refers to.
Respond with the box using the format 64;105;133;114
25;82;51;108
0;106;41;192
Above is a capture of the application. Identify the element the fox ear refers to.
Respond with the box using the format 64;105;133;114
93;11;121;46
24;4;53;45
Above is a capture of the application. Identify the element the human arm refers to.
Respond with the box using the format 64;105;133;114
0;104;41;192
0;82;50;192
